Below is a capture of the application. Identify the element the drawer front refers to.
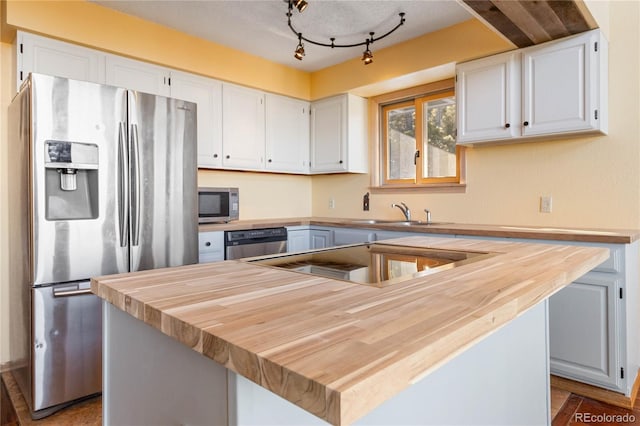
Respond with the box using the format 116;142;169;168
199;231;224;254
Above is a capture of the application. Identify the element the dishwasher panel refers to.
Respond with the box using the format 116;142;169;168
224;228;288;260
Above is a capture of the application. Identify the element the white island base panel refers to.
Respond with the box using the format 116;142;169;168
103;300;551;426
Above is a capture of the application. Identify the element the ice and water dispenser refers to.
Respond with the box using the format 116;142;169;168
44;140;99;220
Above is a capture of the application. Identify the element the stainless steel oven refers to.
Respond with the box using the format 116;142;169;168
225;228;287;260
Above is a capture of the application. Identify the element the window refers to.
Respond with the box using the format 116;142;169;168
374;80;464;190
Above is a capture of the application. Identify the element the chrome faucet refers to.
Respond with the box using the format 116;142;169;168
391;202;411;221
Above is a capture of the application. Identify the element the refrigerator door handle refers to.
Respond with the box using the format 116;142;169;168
130;123;141;247
52;287;94;297
118;122;128;248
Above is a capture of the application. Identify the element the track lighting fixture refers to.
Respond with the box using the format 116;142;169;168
286;0;405;65
294;34;305;60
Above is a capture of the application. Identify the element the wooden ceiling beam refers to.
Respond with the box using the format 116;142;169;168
462;0;597;48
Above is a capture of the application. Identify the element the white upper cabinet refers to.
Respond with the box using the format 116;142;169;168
105;54;171;96
15;31;369;176
456;51;520;143
310;94;368;174
222;84;265;170
16;31;104;93
266;94;310;173
522;30;606;137
170;71;223;168
456;29;607;146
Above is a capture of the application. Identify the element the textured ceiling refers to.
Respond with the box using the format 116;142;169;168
90;0;474;72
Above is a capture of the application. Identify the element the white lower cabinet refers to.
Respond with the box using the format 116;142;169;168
332;228;375;245
376;231;454;241
310;229;334;249
287;226;334;250
549;274;620;389
545;241;636;394
286;227;310;252
198;231;224;263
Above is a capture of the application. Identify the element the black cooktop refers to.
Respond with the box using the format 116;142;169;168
248;243;494;287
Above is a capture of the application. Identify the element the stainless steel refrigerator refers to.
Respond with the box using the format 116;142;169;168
8;73;198;418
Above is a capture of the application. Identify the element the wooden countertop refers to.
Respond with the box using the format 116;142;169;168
199;217;640;244
92;237;609;425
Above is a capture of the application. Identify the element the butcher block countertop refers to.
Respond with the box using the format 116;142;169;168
199;217;640;244
92;236;609;425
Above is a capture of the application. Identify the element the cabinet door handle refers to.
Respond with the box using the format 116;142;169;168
213;154;218;158
339;160;343;164
505;123;511;128
205;242;211;247
226;155;230;159
523;121;529;126
268;159;272;163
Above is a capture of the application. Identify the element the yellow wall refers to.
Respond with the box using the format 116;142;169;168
311;19;511;100
312;1;640;230
199;172;311;220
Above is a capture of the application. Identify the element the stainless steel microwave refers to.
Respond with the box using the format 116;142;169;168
198;187;239;223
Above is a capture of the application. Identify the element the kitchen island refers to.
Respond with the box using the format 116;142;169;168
92;236;608;425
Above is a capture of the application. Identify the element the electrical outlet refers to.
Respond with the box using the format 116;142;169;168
540;196;552;213
329;197;335;209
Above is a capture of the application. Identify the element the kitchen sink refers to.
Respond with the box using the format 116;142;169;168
349;219;451;226
349;219;400;224
392;221;452;226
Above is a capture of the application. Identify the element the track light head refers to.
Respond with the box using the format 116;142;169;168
362;40;373;65
361;49;373;65
292;0;308;13
294;34;305;60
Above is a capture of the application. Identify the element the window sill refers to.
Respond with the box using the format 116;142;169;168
370;183;467;194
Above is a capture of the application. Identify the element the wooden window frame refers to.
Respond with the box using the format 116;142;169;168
381;99;415;185
369;78;466;193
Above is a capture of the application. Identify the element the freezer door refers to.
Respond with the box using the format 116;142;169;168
32;282;102;411
128;91;198;271
31;74;130;285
